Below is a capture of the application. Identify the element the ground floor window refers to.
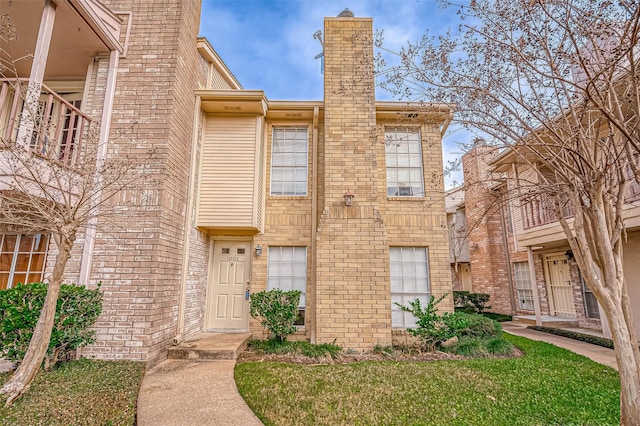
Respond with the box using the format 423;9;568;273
514;262;534;310
267;246;307;326
580;274;600;319
390;247;430;328
0;234;50;290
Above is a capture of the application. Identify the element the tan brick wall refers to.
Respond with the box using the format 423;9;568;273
313;16;392;350
82;0;204;363
245;15;452;349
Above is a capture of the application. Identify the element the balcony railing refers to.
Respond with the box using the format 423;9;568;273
520;193;573;229
521;175;640;230
0;79;92;167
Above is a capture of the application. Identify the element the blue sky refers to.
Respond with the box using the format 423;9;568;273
199;0;467;187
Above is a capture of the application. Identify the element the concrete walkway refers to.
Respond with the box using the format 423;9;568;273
136;333;262;426
137;359;263;426
502;321;618;370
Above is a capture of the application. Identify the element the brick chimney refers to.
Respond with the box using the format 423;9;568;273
315;11;391;349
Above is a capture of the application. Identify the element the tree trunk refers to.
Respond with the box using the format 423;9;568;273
0;235;72;405
602;294;640;426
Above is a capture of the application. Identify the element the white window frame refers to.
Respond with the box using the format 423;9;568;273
267;246;307;326
385;127;424;197
514;262;534;310
0;234;50;289
390;247;430;328
270;127;308;196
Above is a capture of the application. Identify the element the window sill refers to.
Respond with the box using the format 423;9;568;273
387;196;425;202
268;195;309;200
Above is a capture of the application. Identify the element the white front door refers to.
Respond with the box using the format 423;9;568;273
545;254;576;317
206;241;251;331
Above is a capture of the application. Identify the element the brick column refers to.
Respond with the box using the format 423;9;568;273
315;14;391;349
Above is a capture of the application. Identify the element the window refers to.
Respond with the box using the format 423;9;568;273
267;246;307;325
581;274;600;319
514;262;534;310
270;127;308;196
0;234;50;290
385;127;424;197
390;247;430;328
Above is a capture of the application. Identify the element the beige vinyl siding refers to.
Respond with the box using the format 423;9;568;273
197;115;261;231
210;68;234;90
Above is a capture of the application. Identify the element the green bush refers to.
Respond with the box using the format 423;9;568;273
395;294;456;351
449;336;488;357
452;312;502;338
0;282;103;368
250;289;301;342
480;312;513;322
528;326;616;349
445;335;515;357
485;337;515;356
453;291;491;313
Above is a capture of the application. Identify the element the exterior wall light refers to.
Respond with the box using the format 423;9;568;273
255;245;263;257
344;190;355;207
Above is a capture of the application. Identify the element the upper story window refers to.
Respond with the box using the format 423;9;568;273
385;127;424;197
270;127;308;196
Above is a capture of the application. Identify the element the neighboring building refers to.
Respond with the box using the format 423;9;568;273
461;141;517;314
445;187;471;292
0;2;453;363
462;139;640;337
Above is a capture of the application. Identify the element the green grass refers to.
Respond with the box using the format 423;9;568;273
0;359;145;426
235;334;619;426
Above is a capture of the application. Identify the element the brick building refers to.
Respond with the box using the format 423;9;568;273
462;140;640;337
0;2;453;363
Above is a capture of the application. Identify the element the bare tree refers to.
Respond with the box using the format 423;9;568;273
0;75;149;403
377;0;640;423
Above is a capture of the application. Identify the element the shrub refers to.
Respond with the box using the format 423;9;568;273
0;282;103;369
480;312;513;322
528;326;616;349
250;289;301;342
395;294;460;351
453;291;491;313
485;337;515;356
449;336;488;357
452;312;502;338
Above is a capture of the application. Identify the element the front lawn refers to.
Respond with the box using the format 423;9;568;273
0;359;145;426
235;334;619;425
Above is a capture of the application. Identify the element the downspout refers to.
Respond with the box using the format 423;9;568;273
527;247;543;326
79;49;120;285
310;106;319;343
174;96;203;343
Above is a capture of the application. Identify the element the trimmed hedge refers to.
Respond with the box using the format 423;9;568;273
528;325;614;349
0;282;103;368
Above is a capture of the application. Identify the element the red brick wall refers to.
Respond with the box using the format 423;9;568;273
462;143;513;314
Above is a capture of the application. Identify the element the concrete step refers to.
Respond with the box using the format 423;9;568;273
168;332;251;361
513;315;578;328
